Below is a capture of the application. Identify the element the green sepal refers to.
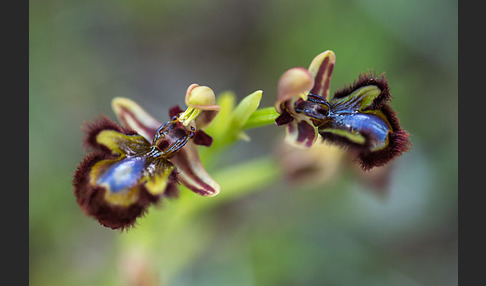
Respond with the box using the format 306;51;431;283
204;90;262;147
229;90;262;141
203;90;237;147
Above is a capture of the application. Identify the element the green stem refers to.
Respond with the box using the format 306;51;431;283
243;107;280;130
170;155;281;216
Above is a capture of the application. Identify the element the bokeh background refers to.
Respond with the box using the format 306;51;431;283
29;0;458;285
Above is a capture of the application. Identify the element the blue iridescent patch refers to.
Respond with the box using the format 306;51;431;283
97;156;146;193
327;113;390;150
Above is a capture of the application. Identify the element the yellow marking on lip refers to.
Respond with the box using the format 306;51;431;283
320;128;366;145
144;164;174;196
103;185;140;207
336;85;381;111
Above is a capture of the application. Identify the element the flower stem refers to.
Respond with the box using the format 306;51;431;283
242;107;279;130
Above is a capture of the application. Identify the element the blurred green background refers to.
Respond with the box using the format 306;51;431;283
29;0;457;285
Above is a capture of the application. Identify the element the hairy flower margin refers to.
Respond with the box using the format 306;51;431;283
274;50;411;170
73;84;221;230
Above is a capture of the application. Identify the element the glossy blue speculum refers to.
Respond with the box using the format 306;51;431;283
97;156;146;193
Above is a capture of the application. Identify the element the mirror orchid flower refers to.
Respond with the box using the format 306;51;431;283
275;50;411;170
73;84;220;230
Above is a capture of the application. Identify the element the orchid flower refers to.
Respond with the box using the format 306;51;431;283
73;84;220;229
275;50;411;170
277;139;395;198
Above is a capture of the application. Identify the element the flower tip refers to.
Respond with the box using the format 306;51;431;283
111;97;134;112
276;67;313;111
311;50;336;65
185;84;220;111
204;184;221;197
246;89;263;107
251;89;263;99
182;176;221;197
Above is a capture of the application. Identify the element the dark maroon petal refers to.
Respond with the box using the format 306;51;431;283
195;110;219;130
275;110;295;126
296;120;317;148
284;119;317;148
193;130;213;147
169;105;184;118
